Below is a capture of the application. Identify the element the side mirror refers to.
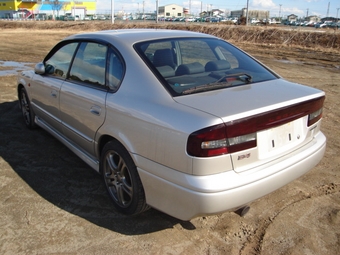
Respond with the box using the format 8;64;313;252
34;62;45;74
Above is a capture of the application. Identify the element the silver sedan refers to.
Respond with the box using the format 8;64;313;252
17;29;326;220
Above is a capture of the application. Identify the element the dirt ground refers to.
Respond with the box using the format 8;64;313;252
0;26;340;255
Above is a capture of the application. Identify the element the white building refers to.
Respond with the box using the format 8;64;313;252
159;4;183;18
231;8;269;20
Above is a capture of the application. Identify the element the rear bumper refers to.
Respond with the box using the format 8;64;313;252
137;132;326;221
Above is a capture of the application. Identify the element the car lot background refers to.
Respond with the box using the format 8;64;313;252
0;21;339;254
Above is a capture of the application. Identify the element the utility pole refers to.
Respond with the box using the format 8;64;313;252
337;8;340;21
279;4;282;22
156;0;158;23
306;8;309;18
246;0;249;26
326;2;330;17
199;1;202;21
111;0;114;23
142;0;145;21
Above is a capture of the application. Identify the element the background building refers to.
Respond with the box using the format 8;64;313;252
0;0;96;19
231;8;269;20
158;4;183;18
287;14;298;22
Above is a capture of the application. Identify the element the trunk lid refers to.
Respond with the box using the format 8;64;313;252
174;79;323;122
175;79;325;173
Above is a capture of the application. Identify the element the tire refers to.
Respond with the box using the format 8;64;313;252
101;140;149;215
19;87;37;129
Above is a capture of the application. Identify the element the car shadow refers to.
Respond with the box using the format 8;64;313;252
0;100;196;234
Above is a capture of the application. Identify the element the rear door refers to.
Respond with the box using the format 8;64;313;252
59;41;108;156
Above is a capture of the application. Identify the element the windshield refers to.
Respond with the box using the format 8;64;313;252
134;37;278;96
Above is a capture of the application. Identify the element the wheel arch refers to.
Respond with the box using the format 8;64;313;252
17;84;25;105
97;135;136;174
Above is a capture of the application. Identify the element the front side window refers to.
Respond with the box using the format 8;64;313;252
45;42;78;78
135;38;278;96
69;42;108;86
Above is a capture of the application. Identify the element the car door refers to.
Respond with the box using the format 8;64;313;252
30;42;78;133
59;41;109;156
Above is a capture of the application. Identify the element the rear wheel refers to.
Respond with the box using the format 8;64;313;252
19;87;37;129
101;140;149;215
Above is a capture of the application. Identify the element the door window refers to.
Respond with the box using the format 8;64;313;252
45;42;78;78
69;42;108;86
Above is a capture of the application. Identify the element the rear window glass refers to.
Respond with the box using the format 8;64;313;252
135;38;277;96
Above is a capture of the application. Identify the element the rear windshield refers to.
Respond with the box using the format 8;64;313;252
134;38;278;96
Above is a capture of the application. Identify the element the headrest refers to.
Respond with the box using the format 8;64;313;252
205;60;231;72
176;62;204;76
156;65;175;78
153;49;176;69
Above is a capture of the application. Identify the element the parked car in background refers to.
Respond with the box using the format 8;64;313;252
64;15;75;21
315;21;332;28
209;17;220;22
305;21;316;27
185;17;195;22
194;17;206;22
84;15;92;21
17;29;326;221
329;22;340;28
97;15;107;20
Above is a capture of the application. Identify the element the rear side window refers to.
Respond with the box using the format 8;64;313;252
69;42;108;86
45;42;78;78
107;49;124;91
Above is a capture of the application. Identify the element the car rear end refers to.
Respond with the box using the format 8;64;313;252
138;79;326;220
124;32;326;220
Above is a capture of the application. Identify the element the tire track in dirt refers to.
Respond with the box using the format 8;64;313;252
239;183;340;255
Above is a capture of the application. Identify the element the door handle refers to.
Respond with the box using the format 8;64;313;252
90;105;101;116
51;90;57;98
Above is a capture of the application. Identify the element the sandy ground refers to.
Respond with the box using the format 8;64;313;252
0;28;340;255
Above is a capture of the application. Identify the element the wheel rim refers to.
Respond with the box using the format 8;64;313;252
20;90;31;125
103;151;133;208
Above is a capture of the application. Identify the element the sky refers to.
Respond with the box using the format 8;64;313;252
97;0;340;19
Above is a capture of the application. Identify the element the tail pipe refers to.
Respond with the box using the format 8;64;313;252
234;205;250;217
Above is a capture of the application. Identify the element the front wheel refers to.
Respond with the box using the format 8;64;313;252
19;87;37;129
101;140;149;215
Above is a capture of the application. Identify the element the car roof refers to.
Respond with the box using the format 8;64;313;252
64;29;216;45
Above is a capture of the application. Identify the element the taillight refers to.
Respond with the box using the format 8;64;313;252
187;124;256;157
187;96;325;157
187;124;228;157
308;108;323;126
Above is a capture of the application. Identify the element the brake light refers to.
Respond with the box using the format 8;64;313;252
187;96;325;157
